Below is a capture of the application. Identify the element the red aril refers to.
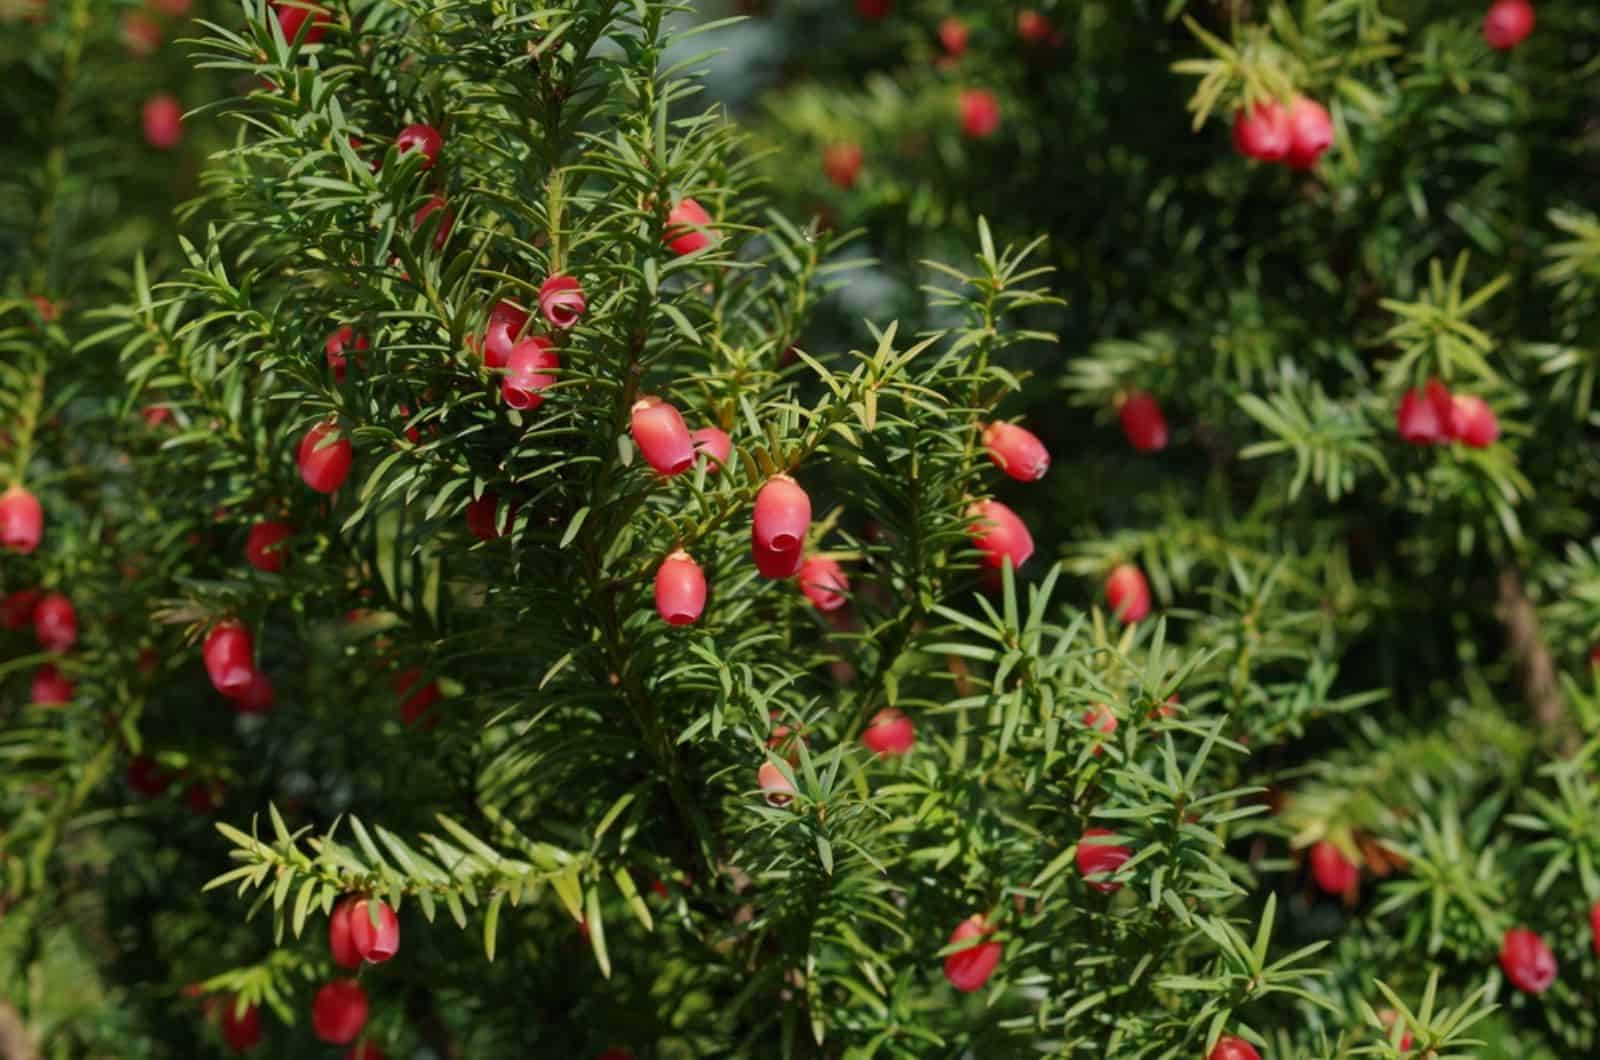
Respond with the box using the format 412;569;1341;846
245;520;293;573
1308;839;1359;895
665;199;715;256
1208;1036;1261;1060
753;475;812;553
1118;391;1168;452
630;397;695;475
861;708;915;756
1448;394;1500;448
1284;96;1334;169
822;143;864;190
311;979;369;1044
967;500;1033;572
34;592;78;652
797;555;848;612
482;301;528;369
690;426;731;471
982;422;1050;481
1232;100;1290;162
654;550;707;626
0;484;43;553
1104;564;1151;624
1499;927;1556;994
538;274;586;329
395;123;442;169
31;663;74;705
758;761;795;807
942;914;1001;992
298;422;353;493
503;336;559;410
1076;828;1131;893
203;622;255;697
1484;0;1535;50
958;89;1001;139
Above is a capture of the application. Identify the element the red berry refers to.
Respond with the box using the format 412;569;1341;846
1448;394;1500;448
1118;391;1168;451
937;18;968;58
1378;1008;1414;1052
204;622;255;697
1308;839;1359;895
758;761;795;807
395;123;442;169
324;326;369;382
1082;704;1117;754
690;426;731;471
271;1;329;44
1590;900;1600;959
538;273;586;329
1484;0;1535;50
219;997;262;1053
1105;564;1151;624
0;484;43;553
1232;100;1291;162
346;897;400;963
753;475;812;553
466;493;516;541
862;708;915;756
482;301;529;369
142;94;182;150
1076;827;1131;893
298;421;353;493
245;520;293;573
797;555;848;611
311;979;369;1044
982;422;1050;481
942;915;1002;992
654;550;707;626
127;755;174;797
121;12;161;56
34;592;77;652
1499;927;1556;994
2;589;41;629
1016;10;1051;44
1396;379;1453;445
346;1043;386;1060
822;143;864;190
328;899;364;970
665;198;715;256
855;0;891;20
1208;1036;1262;1060
630;396;695;475
232;669;274;714
183;780;224;814
503;336;559;411
395;667;442;730
412;195;454;250
31;663;74;706
1284;96;1334;170
752;539;804;579
967;499;1033;573
958;89;1001;139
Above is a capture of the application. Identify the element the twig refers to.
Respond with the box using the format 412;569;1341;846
1495;569;1579;755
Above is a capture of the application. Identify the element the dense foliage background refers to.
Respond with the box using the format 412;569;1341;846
3;1;1600;1058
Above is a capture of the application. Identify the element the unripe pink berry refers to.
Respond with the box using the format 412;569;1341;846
1105;564;1151;624
503;336;559;411
31;663;74;706
665;198;715;257
958;89;1001;139
1396;379;1453;445
34;592;78;652
395;123;442;169
967;499;1033;572
797;555;848;611
690;426;731;471
538;273;586;329
142;94;182;150
655;550;707;626
0;485;43;553
982;422;1050;481
1232;100;1290;162
1284;96;1334;170
220;997;263;1053
758;761;795;807
311;979;369;1044
1484;0;1535;50
942;914;1002;992
753;475;812;554
324;326;369;382
1308;840;1359;895
1448;393;1500;448
862;708;915;756
482;300;529;369
822;143;864;190
298;421;353;493
245;520;293;573
1500;927;1556;994
271;1;329;44
1118;391;1168;452
1076;827;1131;893
203;621;255;697
630;397;695;475
1208;1036;1261;1060
346;897;400;963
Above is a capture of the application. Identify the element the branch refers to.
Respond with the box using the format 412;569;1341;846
1496;568;1580;755
0;1001;37;1060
